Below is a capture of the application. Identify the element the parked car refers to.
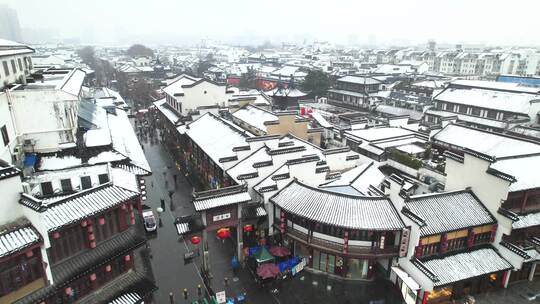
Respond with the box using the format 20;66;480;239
143;210;157;232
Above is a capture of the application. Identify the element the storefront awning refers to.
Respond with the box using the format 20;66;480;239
392;266;420;291
412;247;512;287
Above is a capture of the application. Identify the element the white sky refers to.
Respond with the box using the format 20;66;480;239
3;0;540;46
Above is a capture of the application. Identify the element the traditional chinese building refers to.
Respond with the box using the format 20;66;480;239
269;180;407;280
15;170;156;304
392;187;511;304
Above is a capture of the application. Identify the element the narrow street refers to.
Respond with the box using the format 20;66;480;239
140;136;207;303
137;132;405;304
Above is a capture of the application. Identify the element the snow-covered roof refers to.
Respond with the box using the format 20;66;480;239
345;127;416;142
337;75;381;85
58;68;86;97
162;74;200;98
404;190;496;236
451;80;540;94
84;128;112;147
271;180;404;230
0;225;40;258
271;65;300;77
435;87;539;115
433;124;540;158
27;164;108;186
412;80;446;89
39;155;82;171
414;247;512;286
311;112;332;128
512;211;540;230
110;167;139;193
490;155;540;192
153;98;181;126
267;87;307;98
327;88;367;98
78;100;109;130
320;162;384;196
375;105;423;120
108;110;151;174
24;183;138;232
88;151;126;165
425;109;508;129
193;188;252;212
0;39;34;57
232;105;277;133
396;144;426;155
185;113;249;169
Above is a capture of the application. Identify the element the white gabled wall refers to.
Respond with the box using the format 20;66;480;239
445;155;513;239
9;90;78;152
0;93;18;163
0;175;24;223
178;81;229;115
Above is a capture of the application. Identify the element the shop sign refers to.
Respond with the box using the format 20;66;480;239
213;213;231;222
216;291;226;303
399;228;410;257
292;258;307;276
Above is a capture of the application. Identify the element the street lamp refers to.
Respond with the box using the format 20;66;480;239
157;207;164;227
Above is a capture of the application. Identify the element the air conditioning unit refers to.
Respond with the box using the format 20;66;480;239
13;146;24;162
21;182;31;194
23;139;36;146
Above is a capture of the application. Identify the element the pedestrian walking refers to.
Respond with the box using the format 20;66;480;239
160;198;165;211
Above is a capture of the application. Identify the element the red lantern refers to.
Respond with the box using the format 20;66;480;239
105;265;111;272
124;254;131;262
26;250;34;258
243;224;254;232
98;217;105;225
65;287;72;295
190;236;201;245
53;231;60;239
90;273;96;281
216;228;231;240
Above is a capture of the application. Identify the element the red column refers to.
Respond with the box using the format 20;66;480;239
414;239;423;258
439;233;448;254
467;228;475;248
422;291;430;304
343;230;349;255
119;205;129;231
280;210;286;234
82;219;96;249
490;224;498;242
124;254;133;269
89;273;98;290
129;204;136;225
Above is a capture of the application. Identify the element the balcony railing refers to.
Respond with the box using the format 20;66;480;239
286;227;400;258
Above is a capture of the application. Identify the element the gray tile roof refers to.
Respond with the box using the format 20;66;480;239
270;180;404;230
20;183;138;232
0;225;40;258
513;211;540;230
109;292;142;304
414;247;512;286
193;188;251;212
404;190;495;237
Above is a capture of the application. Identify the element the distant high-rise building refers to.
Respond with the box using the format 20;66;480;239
0;5;22;42
428;40;436;51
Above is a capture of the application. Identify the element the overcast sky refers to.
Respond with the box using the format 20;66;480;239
3;0;540;47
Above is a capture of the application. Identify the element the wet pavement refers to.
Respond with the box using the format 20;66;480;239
136;121;405;304
475;279;540;304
